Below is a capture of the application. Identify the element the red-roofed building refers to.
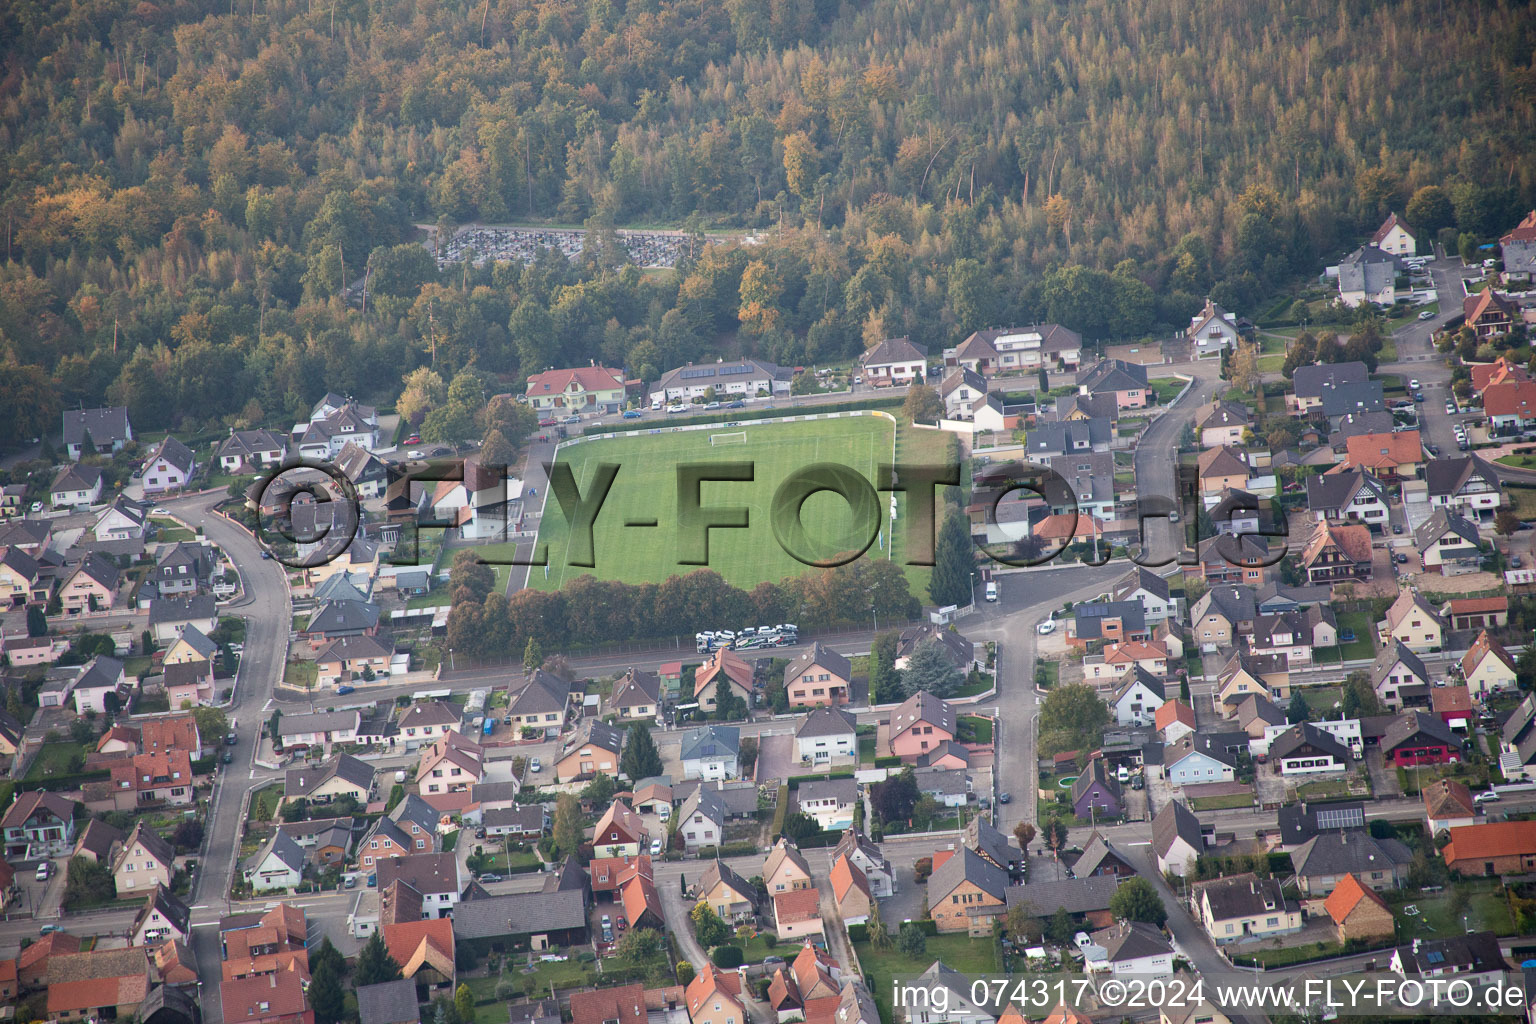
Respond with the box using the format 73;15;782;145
615;855;664;930
1430;685;1474;729
524;367;627;414
1483;380;1536;432
141;714;202;761
221;966;314;1024
685;964;744;1024
1446;596;1509;631
1155;700;1196;743
570;983;647;1024
17;931;80;988
1464;288;1519;340
772;887;825;941
382;917;455;989
1442;820;1536;874
1471;357;1530;393
829;853;872;925
1322;873;1395;942
108;749;196;806
1344;431;1423;480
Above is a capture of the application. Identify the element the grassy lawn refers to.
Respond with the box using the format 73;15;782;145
1333;611;1376;660
122;655;152;677
858;734;877;764
1257;353;1285;373
732;931;785;964
530;415;896;591
1296;775;1371;801
1295;686;1344;715
1507;486;1536;519
469;847;544;874
405;589;452;608
856;936;999;1022
953;671;994;698
1236;940;1361;968
1497;455;1536;469
284;659;317;688
1190;792;1255;811
247;785;281;823
1395;888;1514;937
150;517;195;542
1149;378;1186;405
957;715;993;745
24;742;91;780
1037;660;1060;688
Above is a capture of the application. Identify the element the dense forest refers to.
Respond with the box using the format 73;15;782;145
2;0;1534;442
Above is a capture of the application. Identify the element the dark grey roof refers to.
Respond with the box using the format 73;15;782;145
51;464;103;494
652;357;793;394
1381;711;1461;754
832;830;891;875
216;428;287;460
505;1001;559;1024
1413;508;1482;553
1111;666;1165;705
897;624;976;668
451;888;588;939
509;670;572;717
913;766;968;797
1277;801;1366;846
1328;410;1397;447
1166;730;1238;769
1236;695;1286;731
861;336;928;366
306;600;380;634
1338;245;1402;298
276;709;361;738
314;573;371;604
785;642;852;686
1195;400;1252;431
1292;831;1411;879
963;817;1019;869
680;725;739;761
678;785;726;826
483;806;545;832
929;845;1008;902
1292;361;1368;399
72;551;120;591
77;654;125;692
62;406;131;447
1267;722;1349;764
611;667;660;709
377;852;459;896
1307;468;1386;514
795;706;857;739
147;595;217;627
891;690;957;738
1076;358;1149;393
1196;873;1294;920
1425;455;1499;500
357;980;423;1024
1197;584;1257;625
1252;609;1310;650
1111;566;1171;604
278;816;355;852
284;753;374;798
1093;919;1173;962
1152;799;1203;858
1027;418;1112;457
1393;931;1505;976
796;777;858;809
1372;640;1430;689
1005;874;1120;915
135;884;192;938
400;701;459;729
699;859;756;904
564;717;622;757
1073;832;1134;878
144;436;196;476
1072;758;1124;802
247;828;306;874
1072;599;1146;640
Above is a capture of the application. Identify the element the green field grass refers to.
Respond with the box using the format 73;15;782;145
530;414;898;590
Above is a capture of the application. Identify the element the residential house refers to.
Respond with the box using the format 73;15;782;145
359;795;440;867
1216;650;1290;708
830;854;873;926
276;710;363;751
1073;831;1138;880
358;980;425;1024
1292;830;1411;897
1109;567;1173;622
1047;451;1118;522
610;668;662;721
1372;641;1432;711
1443;821;1536;875
148;594;218;644
794;707;857;765
680;725;740;781
1196;446;1252;497
1186;300;1245;354
859;337;928;386
1152;800;1204;877
1415;509;1483;575
73;655;126;715
304;600;381;641
141;437;196;495
377;853;463;919
784;643;853;707
1076;359;1150;409
1324;873;1396;944
61;552;119;613
153;541;215;598
46;948;154;1023
244;829;307;892
51;465;105;508
0;542;46;608
163;623;216;666
888;690;956;760
1289;361;1369;415
1194;872;1302;943
335;443;389;499
1447;596;1509;631
1165;733;1238;787
1432;685;1475;731
1269;724;1350;777
963;817;1022;876
1372;212;1416;255
278;817;355;867
676;787;726;850
1426;455;1502;522
649;359;792;405
1484;379;1536;433
593;801;648;858
1090;920;1175;977
315;635;392;687
112;822;176;898
1070;759;1124;819
1464;631;1519;698
929;845;1009;935
697;860;757;923
1391;932;1507;985
525;366;627;413
215;430;288;473
286;753;374;806
293;399;380;457
1070;600;1150;644
1156;700;1198;744
894;624;976;671
142;715;203;760
1424;780;1477;834
416;732;483;803
1108;667;1164;727
1465;287;1519;341
1195;400;1252;447
946;323;1083;374
771;887;824;942
1343;431;1423;481
73;819;126;865
1301;521;1373;584
685;964;745;1024
908;963;997;1024
693;648;754;713
569;985;646;1024
764;838;814;894
939;367;989;419
1249;609;1334;667
833;830;895;897
131;885;191;946
1502;210;1536;281
398;701;460;748
63;406;133;460
106;749;196;808
504;670;571;734
1190;584;1261;653
1381;712;1463;767
1380;590;1446;652
1025;418;1113;459
1337;245;1402;307
220;963;311;1024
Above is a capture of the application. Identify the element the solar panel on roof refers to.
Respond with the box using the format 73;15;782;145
718;365;751;375
1426;952;1445;964
679;367;715;379
1315;806;1363;829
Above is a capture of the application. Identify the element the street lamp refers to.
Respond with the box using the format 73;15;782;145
449;648;455;672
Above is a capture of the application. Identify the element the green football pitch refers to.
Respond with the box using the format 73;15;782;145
528;414;899;590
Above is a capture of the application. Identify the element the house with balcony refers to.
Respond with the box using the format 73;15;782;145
525;366;627;414
859;337;928;386
945;323;1083;374
783;643;852;707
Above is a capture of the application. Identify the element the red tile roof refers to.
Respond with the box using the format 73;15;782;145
1483;380;1536;420
1430;686;1473;714
1443;820;1536;866
525;367;626;397
1471;357;1530;392
1463;630;1517;678
141;715;199;755
1345;430;1422;470
1155;700;1196;732
1323;872;1390;925
1449;596;1509;615
570;983;647;1024
773;887;823;924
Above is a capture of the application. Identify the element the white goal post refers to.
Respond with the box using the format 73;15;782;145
710;431;748;446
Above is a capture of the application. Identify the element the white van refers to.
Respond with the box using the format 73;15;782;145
985;581;999;602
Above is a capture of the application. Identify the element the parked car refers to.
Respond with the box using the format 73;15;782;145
1395;552;1409;564
997;792;1012;804
479;873;503;883
225;732;238;745
344;875;357;888
529;757;542;773
1446;401;1458;415
650;838;663;855
336;684;354;695
1409;379;1421;390
726;401;746;408
985;580;999;602
666;404;686;414
562;415;581;424
39;924;64;935
475;828;487;839
221;751;233;764
36;863;50;881
538;418;557;427
1037;617;1055;635
1419;310;1435;320
1413;392;1425;402
1392;524;1403;534
406;433;422;444
407;449;424;458
622;410;643;419
260;550;273;559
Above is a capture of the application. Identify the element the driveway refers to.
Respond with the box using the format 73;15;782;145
755;733;796;785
